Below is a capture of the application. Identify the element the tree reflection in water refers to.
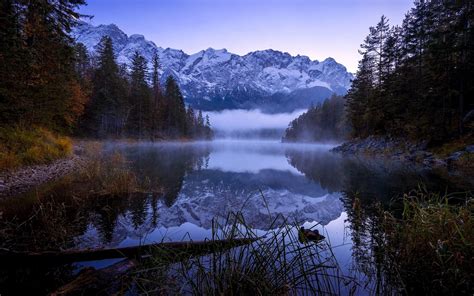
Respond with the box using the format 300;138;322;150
0;143;212;251
0;142;470;295
285;147;472;293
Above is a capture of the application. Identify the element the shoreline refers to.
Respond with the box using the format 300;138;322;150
0;138;208;199
0;147;86;199
1;137;472;199
331;136;474;172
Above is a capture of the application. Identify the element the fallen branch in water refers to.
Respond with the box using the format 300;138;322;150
49;238;260;295
1;237;259;264
50;258;138;296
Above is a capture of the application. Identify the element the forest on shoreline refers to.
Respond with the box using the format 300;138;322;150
283;94;347;142
0;0;212;170
75;37;213;140
284;1;473;148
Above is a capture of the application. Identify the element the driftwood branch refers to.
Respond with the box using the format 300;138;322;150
50;258;138;296
1;237;258;264
49;237;259;295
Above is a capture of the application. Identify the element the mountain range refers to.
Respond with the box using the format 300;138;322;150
72;22;353;113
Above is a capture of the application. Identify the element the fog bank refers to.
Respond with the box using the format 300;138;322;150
206;109;305;139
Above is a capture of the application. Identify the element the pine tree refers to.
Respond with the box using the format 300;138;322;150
164;76;187;137
128;51;152;138
0;0;29;125
186;107;196;137
81;36;128;137
346;1;474;143
197;110;205;138
346;54;375;138
361;15;390;86
205;114;213;140
0;0;87;132
151;50;162;137
74;43;90;81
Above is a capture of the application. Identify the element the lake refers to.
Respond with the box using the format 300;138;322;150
0;139;470;294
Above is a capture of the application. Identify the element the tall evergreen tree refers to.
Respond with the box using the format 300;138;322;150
81;36;128;137
346;1;474;143
361;15;390;86
151;50;163;137
128;51;151;138
196;110;205;138
164;76;187;137
186;107;196;137
346;54;375;138
74;43;91;81
0;0;87;132
204;114;213;140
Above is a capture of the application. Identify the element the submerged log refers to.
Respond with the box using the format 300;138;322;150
1;237;258;264
50;237;259;295
50;259;138;296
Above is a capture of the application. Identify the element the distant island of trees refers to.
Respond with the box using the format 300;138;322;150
283;95;348;142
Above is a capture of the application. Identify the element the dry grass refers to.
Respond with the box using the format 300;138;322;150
383;188;474;295
44;141;149;197
0;126;72;171
78;150;141;196
133;211;351;295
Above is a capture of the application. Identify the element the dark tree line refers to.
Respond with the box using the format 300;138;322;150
283;95;348;142
346;1;474;144
77;36;213;140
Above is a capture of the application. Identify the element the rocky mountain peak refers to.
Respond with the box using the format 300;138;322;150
72;21;353;112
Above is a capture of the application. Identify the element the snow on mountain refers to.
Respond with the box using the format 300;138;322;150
72;21;353;112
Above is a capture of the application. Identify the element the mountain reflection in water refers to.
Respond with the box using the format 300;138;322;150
1;139;470;295
75;141;344;248
2;139;466;250
37;139;459;249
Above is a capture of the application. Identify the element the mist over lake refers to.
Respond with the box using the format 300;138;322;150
206;109;306;139
2;138;470;294
1;0;473;295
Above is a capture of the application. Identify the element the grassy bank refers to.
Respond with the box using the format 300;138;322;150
382;189;474;295
0;126;72;171
25;142;148;198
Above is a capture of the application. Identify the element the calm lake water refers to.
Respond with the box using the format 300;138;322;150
0;139;470;294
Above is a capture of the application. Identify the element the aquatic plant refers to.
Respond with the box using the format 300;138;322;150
132;211;356;295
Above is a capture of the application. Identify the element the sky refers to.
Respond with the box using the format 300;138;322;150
79;0;414;73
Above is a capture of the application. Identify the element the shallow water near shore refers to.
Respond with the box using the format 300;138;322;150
0;139;471;294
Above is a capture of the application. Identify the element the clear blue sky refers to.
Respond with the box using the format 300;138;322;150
79;0;414;72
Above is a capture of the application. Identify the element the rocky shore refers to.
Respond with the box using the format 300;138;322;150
332;136;474;170
0;148;86;198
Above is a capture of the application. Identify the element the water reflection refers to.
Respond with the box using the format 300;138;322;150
72;141;345;247
2;140;467;249
0;140;470;294
285;145;471;293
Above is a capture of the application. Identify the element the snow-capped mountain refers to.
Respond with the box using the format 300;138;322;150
72;21;353;112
